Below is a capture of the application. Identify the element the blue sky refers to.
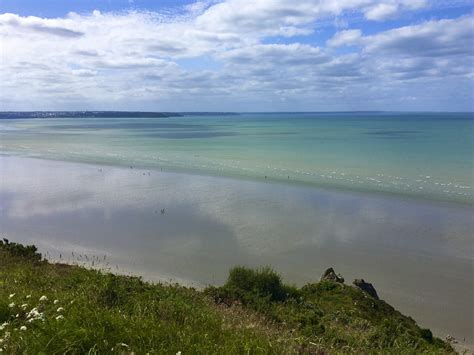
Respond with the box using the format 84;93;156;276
0;0;473;111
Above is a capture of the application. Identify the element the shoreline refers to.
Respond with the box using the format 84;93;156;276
1;150;472;207
1;154;473;349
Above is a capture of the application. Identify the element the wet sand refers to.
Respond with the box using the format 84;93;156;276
0;155;473;348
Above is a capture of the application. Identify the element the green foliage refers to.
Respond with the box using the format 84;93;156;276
0;248;294;354
98;274;146;308
420;328;434;342
0;238;42;262
0;242;455;354
207;266;299;304
206;266;455;354
226;266;288;301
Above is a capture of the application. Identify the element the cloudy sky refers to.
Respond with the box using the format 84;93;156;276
1;0;473;111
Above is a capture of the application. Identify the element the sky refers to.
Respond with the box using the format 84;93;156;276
0;0;473;111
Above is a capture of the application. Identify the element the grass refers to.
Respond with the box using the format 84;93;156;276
0;239;455;354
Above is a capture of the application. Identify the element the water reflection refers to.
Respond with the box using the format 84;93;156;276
0;155;473;344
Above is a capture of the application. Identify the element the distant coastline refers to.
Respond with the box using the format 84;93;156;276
1;111;472;120
0;111;240;119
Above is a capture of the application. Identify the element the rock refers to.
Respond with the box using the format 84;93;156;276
353;279;379;299
321;267;344;283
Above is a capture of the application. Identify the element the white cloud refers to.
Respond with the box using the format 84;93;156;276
363;15;474;57
364;0;426;21
364;3;399;21
71;69;98;77
0;1;472;111
327;29;362;47
0;12;84;37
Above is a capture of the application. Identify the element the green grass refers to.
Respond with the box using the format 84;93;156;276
0;240;455;354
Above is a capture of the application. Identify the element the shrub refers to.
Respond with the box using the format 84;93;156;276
0;238;42;262
225;266;290;302
420;328;433;342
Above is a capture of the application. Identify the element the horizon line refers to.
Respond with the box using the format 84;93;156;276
1;110;473;114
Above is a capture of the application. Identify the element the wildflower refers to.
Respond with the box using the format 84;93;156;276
120;343;129;348
27;308;39;318
0;322;8;331
55;315;64;321
26;307;44;321
8;294;15;299
39;295;48;302
8;303;14;308
26;295;31;299
21;304;28;310
56;307;64;313
20;326;27;331
53;300;59;305
176;352;182;355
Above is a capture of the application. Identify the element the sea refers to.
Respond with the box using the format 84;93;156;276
0;112;473;347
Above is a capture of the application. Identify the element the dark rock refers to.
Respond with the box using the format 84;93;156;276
321;267;344;283
353;279;379;299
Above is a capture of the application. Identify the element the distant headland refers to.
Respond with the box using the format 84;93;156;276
0;111;240;119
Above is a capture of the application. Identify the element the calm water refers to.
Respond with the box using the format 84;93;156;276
0;112;473;203
0;156;472;347
0;112;473;347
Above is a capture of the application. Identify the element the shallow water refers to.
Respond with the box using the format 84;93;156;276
0;156;472;347
0;112;473;203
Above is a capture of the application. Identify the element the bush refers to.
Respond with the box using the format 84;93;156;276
225;266;291;302
0;238;42;262
420;328;433;342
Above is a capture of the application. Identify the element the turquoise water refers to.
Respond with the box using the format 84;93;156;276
0;112;473;202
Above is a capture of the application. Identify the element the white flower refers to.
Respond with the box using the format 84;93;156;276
8;303;14;308
20;326;27;331
53;300;59;305
0;322;8;330
27;308;39;318
26;307;44;321
26;295;31;299
55;315;64;321
39;295;48;302
8;294;15;299
176;351;182;355
119;343;129;348
21;304;28;310
56;307;64;313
